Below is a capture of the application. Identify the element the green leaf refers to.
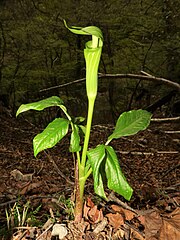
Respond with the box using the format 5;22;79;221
108;110;152;142
79;125;86;135
16;96;64;117
87;145;107;199
69;124;81;152
105;146;133;201
73;116;85;124
33;118;69;157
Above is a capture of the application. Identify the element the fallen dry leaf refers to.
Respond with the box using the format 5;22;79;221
88;205;104;224
106;212;124;229
145;210;162;240
86;197;95;208
10;169;33;182
93;217;108;234
130;229;145;240
159;208;180;240
20;182;42;195
83;200;91;220
111;204;136;221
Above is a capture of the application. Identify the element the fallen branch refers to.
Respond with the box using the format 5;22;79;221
108;192;138;215
117;151;179;155
163;130;180;134
99;73;180;91
40;72;180;92
151;116;180;122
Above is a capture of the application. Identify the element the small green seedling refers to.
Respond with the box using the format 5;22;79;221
16;21;152;221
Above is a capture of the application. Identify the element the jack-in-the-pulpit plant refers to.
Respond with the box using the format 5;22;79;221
16;21;152;221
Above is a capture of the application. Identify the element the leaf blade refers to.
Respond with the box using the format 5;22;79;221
69;124;81;152
108;109;152;142
105;146;133;201
16;96;63;117
87;145;106;199
33;118;69;157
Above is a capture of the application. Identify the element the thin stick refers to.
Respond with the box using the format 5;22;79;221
151;116;180;122
44;151;74;185
108;192;138;214
162;164;180;178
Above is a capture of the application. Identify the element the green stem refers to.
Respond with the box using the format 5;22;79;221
79;168;92;200
81;98;95;170
78;97;95;200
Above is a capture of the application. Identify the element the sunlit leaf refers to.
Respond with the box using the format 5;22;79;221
87;145;107;199
33;118;69;157
16;96;63;117
108;110;152;142
105;146;133;201
69;124;81;152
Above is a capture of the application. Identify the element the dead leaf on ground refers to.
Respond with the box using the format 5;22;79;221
130;229;145;240
10;169;33;182
83;197;103;224
86;197;95;208
88;205;104;224
20;181;43;195
111;204;136;220
145;209;162;240
106;212;124;229
159;207;180;240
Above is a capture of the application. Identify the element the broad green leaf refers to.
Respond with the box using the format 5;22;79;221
108;110;152;142
69;124;81;152
105;146;133;201
16;96;64;117
87;145;107;199
33;118;69;157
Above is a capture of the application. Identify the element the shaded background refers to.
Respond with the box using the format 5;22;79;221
0;0;179;124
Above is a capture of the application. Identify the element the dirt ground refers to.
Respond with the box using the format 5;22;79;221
0;112;179;239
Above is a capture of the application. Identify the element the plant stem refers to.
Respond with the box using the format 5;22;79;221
77;97;95;202
81;98;95;169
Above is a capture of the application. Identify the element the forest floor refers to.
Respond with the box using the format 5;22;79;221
0;112;179;239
